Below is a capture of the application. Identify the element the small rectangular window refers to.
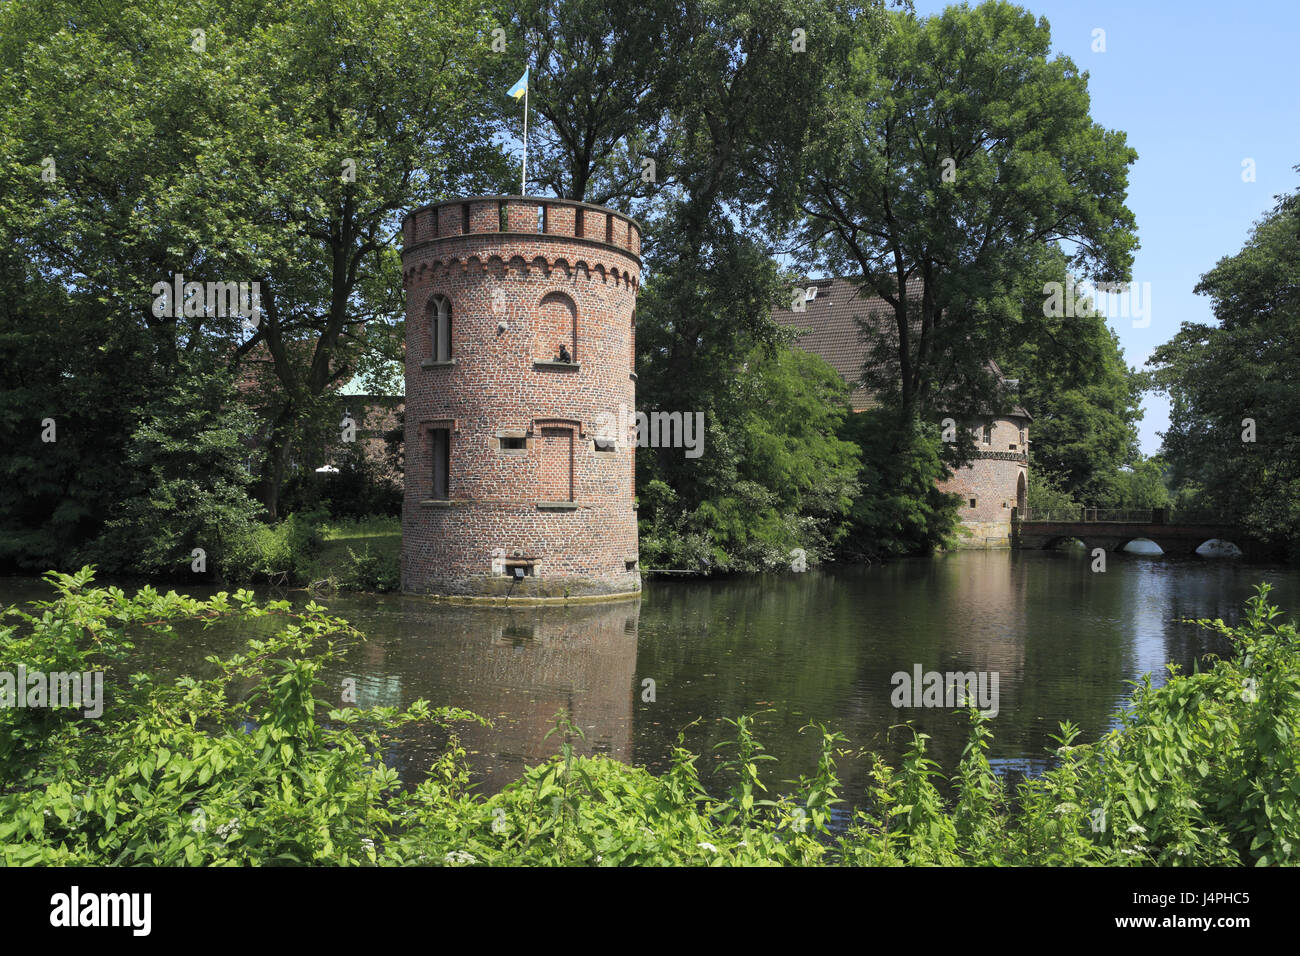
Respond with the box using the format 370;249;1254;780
504;561;534;578
593;436;617;453
982;424;992;444
500;436;526;451
969;498;977;509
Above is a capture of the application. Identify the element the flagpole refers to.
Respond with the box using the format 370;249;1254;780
521;79;528;197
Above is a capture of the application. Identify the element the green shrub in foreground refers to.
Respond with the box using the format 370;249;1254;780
1;569;1296;865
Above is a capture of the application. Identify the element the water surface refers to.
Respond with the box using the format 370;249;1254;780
3;550;1295;804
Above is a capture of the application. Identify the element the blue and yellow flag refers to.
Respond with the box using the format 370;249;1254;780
507;68;528;100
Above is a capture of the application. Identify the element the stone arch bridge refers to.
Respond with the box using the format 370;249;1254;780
1012;509;1284;560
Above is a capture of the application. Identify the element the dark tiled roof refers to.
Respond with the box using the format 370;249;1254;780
773;277;901;411
773;276;1030;420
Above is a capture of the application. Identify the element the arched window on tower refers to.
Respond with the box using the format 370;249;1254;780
535;291;577;364
429;295;452;363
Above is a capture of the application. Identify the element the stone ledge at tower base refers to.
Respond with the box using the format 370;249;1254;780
402;578;643;606
401;568;641;602
951;520;1014;549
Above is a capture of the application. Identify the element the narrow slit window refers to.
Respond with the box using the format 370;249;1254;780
500;436;527;451
969;498;977;509
430;296;452;362
431;428;450;500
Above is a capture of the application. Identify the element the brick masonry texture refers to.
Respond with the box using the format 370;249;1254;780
936;417;1029;547
400;197;641;597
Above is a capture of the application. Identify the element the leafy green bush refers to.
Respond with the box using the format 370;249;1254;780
335;544;400;593
223;510;327;584
1026;466;1080;516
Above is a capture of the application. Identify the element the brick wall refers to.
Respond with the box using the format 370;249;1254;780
400;197;642;597
937;416;1029;547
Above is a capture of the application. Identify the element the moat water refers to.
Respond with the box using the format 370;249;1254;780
3;550;1298;807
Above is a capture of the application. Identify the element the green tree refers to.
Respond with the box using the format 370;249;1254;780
772;1;1139;428
1110;457;1171;510
508;0;678;204
0;250;150;570
838;409;961;559
87;358;265;580
998;253;1145;505
0;0;512;528
639;344;862;571
1149;179;1300;548
1024;468;1078;517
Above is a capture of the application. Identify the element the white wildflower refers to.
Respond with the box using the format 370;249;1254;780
697;842;718;853
215;819;241;840
444;850;477;866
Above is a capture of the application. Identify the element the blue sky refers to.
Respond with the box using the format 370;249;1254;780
913;0;1300;453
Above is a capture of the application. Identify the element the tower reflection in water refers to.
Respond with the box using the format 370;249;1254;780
337;597;639;793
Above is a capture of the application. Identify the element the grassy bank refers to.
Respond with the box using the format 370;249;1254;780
305;517;401;593
223;513;401;593
1;569;1297;866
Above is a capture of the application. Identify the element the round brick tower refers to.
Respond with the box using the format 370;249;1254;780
400;196;641;600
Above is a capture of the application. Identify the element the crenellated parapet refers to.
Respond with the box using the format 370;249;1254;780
402;195;642;258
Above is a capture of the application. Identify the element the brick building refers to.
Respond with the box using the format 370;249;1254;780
774;277;1030;547
399;196;642;598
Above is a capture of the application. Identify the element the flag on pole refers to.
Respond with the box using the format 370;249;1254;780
507;68;528;100
510;68;530;195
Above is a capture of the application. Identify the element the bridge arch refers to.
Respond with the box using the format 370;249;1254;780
1195;538;1243;557
1119;537;1164;554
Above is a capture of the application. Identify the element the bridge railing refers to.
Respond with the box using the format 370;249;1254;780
1018;507;1226;525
